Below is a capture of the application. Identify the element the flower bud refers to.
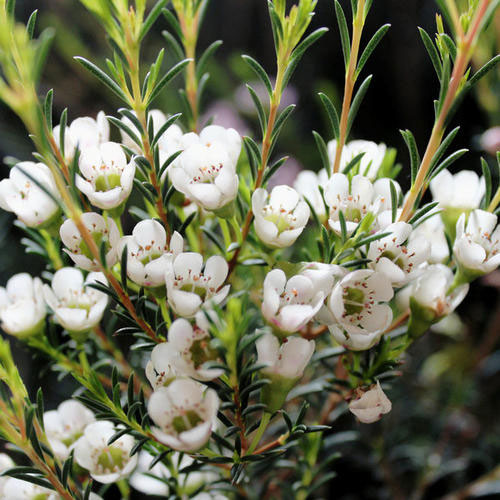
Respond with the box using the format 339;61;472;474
256;332;315;412
349;381;392;424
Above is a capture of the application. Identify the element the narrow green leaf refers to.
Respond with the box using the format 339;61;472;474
241;55;273;96
74;57;128;102
26;10;38;39
313;131;331;176
335;0;350;66
418;27;442;78
44;89;53;132
139;0;169;41
246;84;267;137
196;40;223;81
400;129;420;185
481;157;492;209
346;75;372;138
148;59;191;105
318;92;340;139
356;24;390;77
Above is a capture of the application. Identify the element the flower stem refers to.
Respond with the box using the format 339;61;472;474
246;412;271;455
399;0;492;222
332;0;366;174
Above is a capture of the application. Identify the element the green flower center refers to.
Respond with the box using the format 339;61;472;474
190;337;219;369
95;173;122;192
78;231;106;260
172;410;203;433
97;446;127;472
343;287;365;316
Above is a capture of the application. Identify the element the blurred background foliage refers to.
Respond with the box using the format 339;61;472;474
0;0;499;498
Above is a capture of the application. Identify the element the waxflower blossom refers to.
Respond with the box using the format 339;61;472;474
454;209;500;277
300;262;347;325
324;173;379;235
53;111;109;161
409;214;449;264
261;269;324;334
406;264;469;339
0;273;46;338
349;381;392;424
257;332;315;380
148;378;219;452
42;268;108;336
117;220;183;288
368;222;430;287
146;353;177;390
44;400;95;460
256;332;315;412
166;253;230;318
60;212;120;271
3;477;58;499
74;420;138;483
328;139;387;179
328;270;394;351
293;169;328;218
0;162;61;228
130;451;217;497
169;137;240;213
430;169;485;238
151;315;223;382
76;142;135;209
252;185;310;248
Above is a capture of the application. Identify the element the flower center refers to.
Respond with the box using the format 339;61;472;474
78;230;107;260
189;335;219;369
343;287;366;316
96;446;128;474
95;172;122;192
329;193;369;223
172;410;204;433
190;163;223;184
263;205;297;233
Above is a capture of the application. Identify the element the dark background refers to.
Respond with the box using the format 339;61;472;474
0;1;499;498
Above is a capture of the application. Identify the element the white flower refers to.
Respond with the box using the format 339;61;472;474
454;209;500;276
410;264;468;318
145;353;177;390
169;140;239;212
409;214;449;264
292;169;328;217
430;169;485;211
347;140;387;179
324;174;379;234
76;142;135;209
166;253;230;318
44;400;95;460
0;162;60;228
120;109;183;155
368;222;430;287
2;477;58;499
60;212;120;271
252;185;310;248
148;378;219;452
349;381;392;423
53;111;109;161
0;273;46;338
328;139;387;179
117;220;183;288
256;332;315;380
74;420;138;483
261;269;324;333
328;270;394;351
300;262;348;324
0;453;14;497
151;315;223;382
43;268;108;333
130;451;217;496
